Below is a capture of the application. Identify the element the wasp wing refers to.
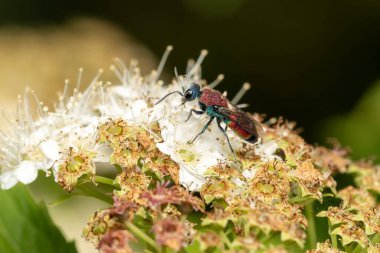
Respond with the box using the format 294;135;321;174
216;106;264;137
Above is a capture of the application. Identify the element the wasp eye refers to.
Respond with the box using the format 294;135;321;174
184;90;193;99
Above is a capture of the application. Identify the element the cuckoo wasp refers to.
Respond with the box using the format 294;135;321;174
156;81;263;157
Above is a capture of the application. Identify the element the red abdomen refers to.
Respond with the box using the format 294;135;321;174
227;117;251;139
226;114;258;143
199;88;228;107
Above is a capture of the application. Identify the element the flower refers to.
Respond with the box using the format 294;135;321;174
152;216;187;251
140;182;204;212
0;90;59;189
153;50;249;190
6;46;380;252
98;229;135;253
98;47;174;125
155;107;234;191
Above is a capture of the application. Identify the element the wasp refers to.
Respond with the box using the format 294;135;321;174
156;82;263;157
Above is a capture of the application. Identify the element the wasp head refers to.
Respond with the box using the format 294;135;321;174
182;83;201;103
155;83;202;107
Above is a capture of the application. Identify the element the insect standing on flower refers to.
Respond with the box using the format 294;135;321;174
155;79;263;158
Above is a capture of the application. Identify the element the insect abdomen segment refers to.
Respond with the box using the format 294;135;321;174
225;115;257;143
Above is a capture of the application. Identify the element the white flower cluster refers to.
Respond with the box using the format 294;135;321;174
0;46;258;191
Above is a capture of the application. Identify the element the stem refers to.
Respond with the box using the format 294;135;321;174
220;232;233;249
351;243;363;253
305;200;317;249
372;233;380;244
77;185;113;204
95;175;117;187
261;232;279;245
126;222;160;252
114;164;123;173
344;245;352;253
328;220;338;249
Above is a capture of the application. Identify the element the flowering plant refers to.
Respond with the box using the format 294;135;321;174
1;46;379;253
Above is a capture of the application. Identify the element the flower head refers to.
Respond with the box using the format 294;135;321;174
0;90;59;188
152;216;187;251
98;229;135;253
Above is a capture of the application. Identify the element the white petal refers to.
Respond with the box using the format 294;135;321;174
14;161;38;184
242;169;257;179
179;166;206;191
0;172;18;189
258;141;279;156
109;86;134;98
40;140;60;160
132;100;147;112
155;142;173;157
232;177;245;187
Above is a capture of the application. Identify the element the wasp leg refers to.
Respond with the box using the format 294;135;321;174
185;109;205;123
217;118;236;160
188;116;215;144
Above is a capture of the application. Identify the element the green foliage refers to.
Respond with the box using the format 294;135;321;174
0;184;77;253
320;79;380;162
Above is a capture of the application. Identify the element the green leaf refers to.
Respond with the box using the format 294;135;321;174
0;184;78;253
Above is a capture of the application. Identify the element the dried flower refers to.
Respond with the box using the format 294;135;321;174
56;147;96;191
83;210;121;246
152;217;187;251
141;182;204;212
98;229;135;253
338;186;376;211
307;240;345;253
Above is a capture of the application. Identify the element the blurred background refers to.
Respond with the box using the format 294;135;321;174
0;0;379;251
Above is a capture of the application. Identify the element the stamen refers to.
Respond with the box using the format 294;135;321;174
141;125;162;141
30;90;44;117
61;79;70;102
113;57;126;73
113;58;127;83
174;67;187;93
110;64;123;82
152;45;173;83
231;82;251;105
130;59;138;67
186;49;208;77
16;95;22;125
76;67;83;92
236;103;249;109
86;69;103;92
23;88;32;130
208;74;224;89
186;59;195;74
174;67;180;83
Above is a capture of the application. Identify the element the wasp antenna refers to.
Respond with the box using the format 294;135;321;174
208;74;224;89
155;91;183;105
231;82;251;105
